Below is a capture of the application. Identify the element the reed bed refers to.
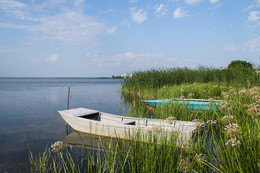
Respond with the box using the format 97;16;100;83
122;66;259;90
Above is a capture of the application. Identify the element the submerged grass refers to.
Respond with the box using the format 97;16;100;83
30;66;260;172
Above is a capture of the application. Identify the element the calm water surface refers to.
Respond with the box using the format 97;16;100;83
0;78;124;172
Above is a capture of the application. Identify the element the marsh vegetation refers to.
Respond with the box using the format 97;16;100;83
30;62;260;172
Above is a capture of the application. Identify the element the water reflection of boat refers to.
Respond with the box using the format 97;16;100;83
142;98;222;111
58;108;196;144
62;131;129;151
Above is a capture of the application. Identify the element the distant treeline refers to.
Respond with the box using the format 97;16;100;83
112;75;124;79
122;61;260;89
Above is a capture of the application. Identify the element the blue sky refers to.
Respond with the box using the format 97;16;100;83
0;0;260;77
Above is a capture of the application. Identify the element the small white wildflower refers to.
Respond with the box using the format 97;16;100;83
208;98;214;103
224;123;240;137
222;91;228;96
243;104;249;108
166;116;177;125
221;115;234;124
192;119;203;123
225;138;241;147
252;95;260;101
193;119;205;130
51;141;64;152
146;127;153;133
239;89;247;95
178;158;191;172
227;107;233;111
249;87;259;92
194;153;205;162
180;96;185;100
207;120;217;126
250;91;258;96
188;93;194;98
153;126;162;133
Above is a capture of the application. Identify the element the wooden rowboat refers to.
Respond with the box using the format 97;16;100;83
142;98;222;111
58;108;197;144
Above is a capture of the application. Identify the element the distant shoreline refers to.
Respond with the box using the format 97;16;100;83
0;77;117;79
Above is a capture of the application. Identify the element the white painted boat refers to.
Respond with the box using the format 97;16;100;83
58;108;197;144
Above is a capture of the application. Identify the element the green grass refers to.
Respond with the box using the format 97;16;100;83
121;84;260;173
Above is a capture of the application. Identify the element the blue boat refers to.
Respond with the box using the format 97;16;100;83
142;98;222;111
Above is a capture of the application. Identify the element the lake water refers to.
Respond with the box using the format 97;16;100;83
0;78;123;172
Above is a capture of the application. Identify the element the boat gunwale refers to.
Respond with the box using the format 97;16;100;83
142;98;223;103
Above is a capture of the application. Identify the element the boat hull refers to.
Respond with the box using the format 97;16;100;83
58;108;197;144
142;98;222;111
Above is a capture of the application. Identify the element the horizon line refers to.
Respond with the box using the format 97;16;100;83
0;76;115;79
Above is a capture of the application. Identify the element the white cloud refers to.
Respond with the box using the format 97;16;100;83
225;37;260;53
0;0;111;48
0;0;116;48
257;0;260;7
129;0;138;3
46;54;59;62
91;52;177;69
0;23;28;29
107;26;117;35
248;0;260;9
0;0;39;21
74;0;84;7
0;0;25;8
130;7;147;24
185;0;204;5
154;4;168;17
121;19;131;27
248;11;260;22
29;11;107;46
0;46;24;53
224;43;238;52
209;0;220;3
173;7;189;19
244;37;260;52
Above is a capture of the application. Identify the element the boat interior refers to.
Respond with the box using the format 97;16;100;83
78;112;136;125
78;112;101;121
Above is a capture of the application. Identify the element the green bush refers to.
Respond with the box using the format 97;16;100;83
227;60;253;70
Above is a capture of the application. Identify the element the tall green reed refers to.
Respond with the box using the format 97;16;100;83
122;66;259;91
